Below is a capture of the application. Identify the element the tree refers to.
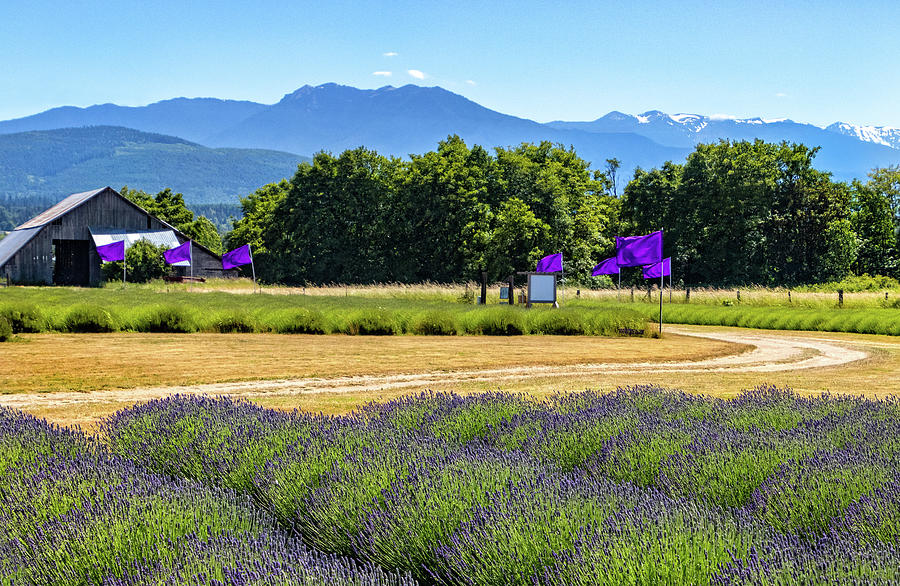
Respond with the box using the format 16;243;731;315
851;179;896;276
605;158;621;197
101;240;168;283
484;198;550;279
120;186;222;253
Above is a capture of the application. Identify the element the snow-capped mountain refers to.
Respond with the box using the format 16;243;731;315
826;122;900;150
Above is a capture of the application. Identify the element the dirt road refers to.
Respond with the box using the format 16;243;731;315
0;326;870;414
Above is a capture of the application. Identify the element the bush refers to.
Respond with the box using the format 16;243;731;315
0;317;12;341
410;310;457;335
464;307;526;336
0;303;45;333
269;308;328;334
342;309;397;335
211;310;257;333
529;310;585;335
63;305;117;333
101;240;169;284
139;306;197;333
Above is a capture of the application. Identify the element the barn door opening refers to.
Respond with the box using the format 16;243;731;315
53;239;90;286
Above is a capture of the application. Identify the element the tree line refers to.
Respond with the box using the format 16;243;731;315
224;136;899;287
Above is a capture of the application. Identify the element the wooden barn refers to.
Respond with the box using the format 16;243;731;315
0;187;234;285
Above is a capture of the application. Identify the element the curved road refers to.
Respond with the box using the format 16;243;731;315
0;326;870;412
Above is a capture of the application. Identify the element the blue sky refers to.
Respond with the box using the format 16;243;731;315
2;0;898;127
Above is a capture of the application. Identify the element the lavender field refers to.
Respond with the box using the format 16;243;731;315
3;386;900;584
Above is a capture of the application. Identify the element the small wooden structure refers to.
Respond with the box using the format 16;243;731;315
0;187;235;285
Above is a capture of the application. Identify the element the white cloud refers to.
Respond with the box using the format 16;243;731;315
709;113;737;121
775;92;788;98
372;71;392;77
465;80;476;86
383;51;398;57
407;69;426;79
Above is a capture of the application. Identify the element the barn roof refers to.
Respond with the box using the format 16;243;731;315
16;188;108;230
0;226;42;268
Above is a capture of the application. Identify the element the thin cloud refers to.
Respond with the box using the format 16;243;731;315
372;71;392;77
407;69;426;80
465;80;476;86
775;92;788;98
383;51;398;57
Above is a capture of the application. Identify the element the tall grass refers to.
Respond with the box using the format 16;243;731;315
0;286;647;336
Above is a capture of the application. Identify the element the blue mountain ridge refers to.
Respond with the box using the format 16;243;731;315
1;83;898;200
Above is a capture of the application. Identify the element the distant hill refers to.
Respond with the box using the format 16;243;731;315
2;83;898;188
0;84;689;175
0;126;307;204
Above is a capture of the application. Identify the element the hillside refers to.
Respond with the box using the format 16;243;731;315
0;126;307;204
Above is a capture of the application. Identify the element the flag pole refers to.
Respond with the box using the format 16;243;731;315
249;244;258;293
189;241;193;292
617;270;621;302
659;270;664;335
122;251;126;289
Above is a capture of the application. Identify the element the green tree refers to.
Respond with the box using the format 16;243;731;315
120;186;222;253
101;240;169;283
484;197;551;278
817;219;858;281
851;179;896;276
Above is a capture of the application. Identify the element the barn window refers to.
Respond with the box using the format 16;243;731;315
51;218;62;226
147;216;152;229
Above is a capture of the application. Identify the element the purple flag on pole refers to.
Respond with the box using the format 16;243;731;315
96;240;125;262
535;253;563;273
222;244;252;270
616;231;663;267
591;256;620;276
643;257;671;279
163;241;191;265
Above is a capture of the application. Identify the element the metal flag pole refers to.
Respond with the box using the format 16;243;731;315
122;252;126;289
670;261;673;302
659;271;664;335
189;241;193;292
617;270;621;302
249;244;258;293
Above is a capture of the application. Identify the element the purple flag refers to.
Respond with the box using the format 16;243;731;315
591;256;620;276
643;257;671;279
535;253;563;273
96;240;125;263
616;231;663;267
222;244;252;270
163;241;191;265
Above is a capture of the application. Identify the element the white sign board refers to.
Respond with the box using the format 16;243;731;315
528;274;557;304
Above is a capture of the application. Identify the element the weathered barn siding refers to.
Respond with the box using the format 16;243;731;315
0;187;234;285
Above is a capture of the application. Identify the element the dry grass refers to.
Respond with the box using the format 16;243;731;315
2;332;740;429
6;326;900;431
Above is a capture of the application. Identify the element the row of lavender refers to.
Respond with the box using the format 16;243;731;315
96;387;900;584
0;407;414;585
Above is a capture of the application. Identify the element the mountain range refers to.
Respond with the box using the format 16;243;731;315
1;83;898;205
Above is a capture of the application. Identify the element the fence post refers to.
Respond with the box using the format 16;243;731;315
631;286;635;302
838;289;844;307
788;289;792;304
737;290;741;303
686;287;690;303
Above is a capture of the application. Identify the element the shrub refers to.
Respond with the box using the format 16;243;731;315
269;308;328;334
0;317;12;341
211;310;256;333
463;307;526;335
101;240;169;284
529;310;585;335
62;305;117;333
0;303;45;333
410;310;457;335
139;306;197;333
342;309;397;335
